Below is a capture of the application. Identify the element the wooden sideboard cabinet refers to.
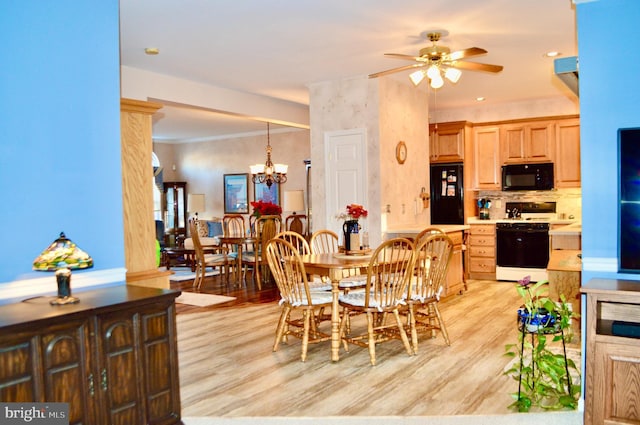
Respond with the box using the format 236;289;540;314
581;279;640;425
468;224;496;279
0;285;181;425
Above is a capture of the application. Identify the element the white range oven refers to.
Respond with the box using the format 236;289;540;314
495;202;556;282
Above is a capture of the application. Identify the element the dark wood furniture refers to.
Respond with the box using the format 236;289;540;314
0;285;182;425
163;181;187;247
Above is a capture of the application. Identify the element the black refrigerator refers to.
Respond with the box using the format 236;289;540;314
430;163;464;225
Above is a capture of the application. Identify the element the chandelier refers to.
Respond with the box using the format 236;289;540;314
249;123;287;188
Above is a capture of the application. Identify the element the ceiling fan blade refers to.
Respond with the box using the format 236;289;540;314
384;53;429;62
369;63;426;78
446;47;487;61
446;60;504;73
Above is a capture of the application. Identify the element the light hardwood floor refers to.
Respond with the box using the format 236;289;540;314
173;276;582;418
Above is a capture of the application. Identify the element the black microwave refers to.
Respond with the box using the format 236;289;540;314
501;163;554;191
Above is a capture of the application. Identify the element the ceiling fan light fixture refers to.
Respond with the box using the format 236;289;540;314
409;70;426;86
444;67;462;83
430;74;444;89
426;65;441;80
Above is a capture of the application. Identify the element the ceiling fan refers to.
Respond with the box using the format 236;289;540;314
369;30;504;89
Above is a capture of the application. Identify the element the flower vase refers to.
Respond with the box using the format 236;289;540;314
343;219;360;252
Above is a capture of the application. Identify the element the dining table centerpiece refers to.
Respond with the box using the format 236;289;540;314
336;203;368;252
250;200;282;218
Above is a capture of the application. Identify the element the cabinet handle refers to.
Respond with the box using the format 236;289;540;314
88;373;95;397
101;369;108;391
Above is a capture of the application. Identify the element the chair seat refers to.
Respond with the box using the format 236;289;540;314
339;291;405;311
338;274;373;289
281;288;333;306
203;253;227;265
308;277;332;291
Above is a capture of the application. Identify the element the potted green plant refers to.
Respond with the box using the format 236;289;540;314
504;276;581;412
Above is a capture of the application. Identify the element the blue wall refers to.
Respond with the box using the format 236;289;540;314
0;1;123;283
578;0;640;283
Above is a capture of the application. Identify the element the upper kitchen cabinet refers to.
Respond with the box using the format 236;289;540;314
429;121;472;163
472;126;501;190
501;120;555;164
555;118;581;188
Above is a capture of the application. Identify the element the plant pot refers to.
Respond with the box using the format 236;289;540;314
517;307;557;333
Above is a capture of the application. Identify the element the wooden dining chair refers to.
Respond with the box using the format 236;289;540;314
242;215;281;289
414;227;445;245
265;238;333;362
309;229;340;255
338;237;416;365
405;233;454;353
188;219;230;289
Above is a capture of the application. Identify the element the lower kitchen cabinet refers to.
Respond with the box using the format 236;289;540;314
0;285;181;425
444;230;465;297
468;224;496;279
581;279;640;425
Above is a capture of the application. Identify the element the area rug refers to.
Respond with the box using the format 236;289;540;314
175;292;236;307
164;267;220;282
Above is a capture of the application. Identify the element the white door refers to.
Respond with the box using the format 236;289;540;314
324;129;367;242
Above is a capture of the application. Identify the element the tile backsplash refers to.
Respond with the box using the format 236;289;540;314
472;188;582;220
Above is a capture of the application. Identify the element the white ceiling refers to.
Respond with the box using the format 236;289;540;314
119;0;578;142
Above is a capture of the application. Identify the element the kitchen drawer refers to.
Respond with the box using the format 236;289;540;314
469;235;495;247
469;245;496;258
470;224;496;236
470;257;496;273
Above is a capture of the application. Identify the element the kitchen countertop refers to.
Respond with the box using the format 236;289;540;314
467;217;578;226
385;224;470;235
548;222;582;235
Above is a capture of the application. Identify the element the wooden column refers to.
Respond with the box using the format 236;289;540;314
121;98;171;287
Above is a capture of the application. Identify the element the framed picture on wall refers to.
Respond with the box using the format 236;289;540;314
223;173;249;214
254;180;280;205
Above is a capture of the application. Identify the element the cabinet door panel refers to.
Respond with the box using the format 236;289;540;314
0;336;38;402
556;119;581;187
528;123;554;161
41;321;95;425
594;341;640;424
141;306;181;424
473;127;501;189
502;126;525;163
97;313;144;425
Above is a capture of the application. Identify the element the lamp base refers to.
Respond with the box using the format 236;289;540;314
50;296;80;306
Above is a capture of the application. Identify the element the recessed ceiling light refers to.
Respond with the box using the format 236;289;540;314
476;97;486;102
144;47;159;55
544;51;561;58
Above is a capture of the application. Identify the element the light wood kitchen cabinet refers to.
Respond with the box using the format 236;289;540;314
443;230;465;297
501;121;555;164
468;224;496;279
0;286;182;425
555;118;581;187
581;279;640;425
429;121;471;163
472;126;501;189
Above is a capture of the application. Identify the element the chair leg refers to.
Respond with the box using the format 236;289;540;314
192;265;202;289
393;309;414;356
273;305;291;352
432;303;450;346
366;312;376;366
338;307;351;352
407;305;418;354
301;309;311;362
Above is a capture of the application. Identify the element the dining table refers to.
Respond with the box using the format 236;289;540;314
219;236;255;284
297;253;372;361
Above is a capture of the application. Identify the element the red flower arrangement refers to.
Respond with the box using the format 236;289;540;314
346;203;368;220
250;200;282;217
